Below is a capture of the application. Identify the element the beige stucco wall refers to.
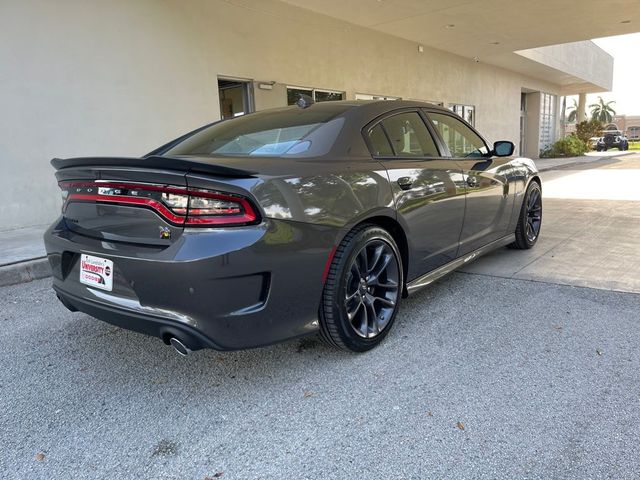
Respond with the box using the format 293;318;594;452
0;0;562;230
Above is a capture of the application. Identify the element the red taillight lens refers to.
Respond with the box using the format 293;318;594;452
59;181;259;227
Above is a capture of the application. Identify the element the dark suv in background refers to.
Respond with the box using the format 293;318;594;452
596;130;629;151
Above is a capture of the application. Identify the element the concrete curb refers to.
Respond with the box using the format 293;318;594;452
0;257;51;288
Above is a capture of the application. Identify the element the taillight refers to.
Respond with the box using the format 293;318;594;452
185;190;257;225
59;181;259;227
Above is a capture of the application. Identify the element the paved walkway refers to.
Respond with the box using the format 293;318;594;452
461;152;640;294
533;150;634;171
0;225;47;266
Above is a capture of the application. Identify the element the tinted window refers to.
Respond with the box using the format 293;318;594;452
380;112;439;157
287;88;313;106
368;124;393;156
314;90;345;102
164;106;349;157
428;112;488;158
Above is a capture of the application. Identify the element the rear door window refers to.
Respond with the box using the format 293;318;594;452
379;112;440;157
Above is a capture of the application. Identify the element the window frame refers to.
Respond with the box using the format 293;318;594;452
286;85;345;105
355;93;401;101
361;108;445;160
422;108;491;159
448;103;476;127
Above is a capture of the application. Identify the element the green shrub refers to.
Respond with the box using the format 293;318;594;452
575;119;603;144
540;135;588;158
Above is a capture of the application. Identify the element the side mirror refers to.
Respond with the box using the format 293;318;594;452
493;141;515;157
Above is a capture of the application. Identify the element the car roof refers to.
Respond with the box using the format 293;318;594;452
269;99;448;114
269;100;454;129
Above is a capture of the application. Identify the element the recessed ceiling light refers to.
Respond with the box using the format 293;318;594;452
445;24;455;29
490;41;500;45
621;20;631;23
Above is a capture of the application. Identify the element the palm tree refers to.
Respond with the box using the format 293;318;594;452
566;98;579;123
589;97;616;124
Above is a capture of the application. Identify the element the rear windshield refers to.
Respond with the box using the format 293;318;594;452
164;106;349;158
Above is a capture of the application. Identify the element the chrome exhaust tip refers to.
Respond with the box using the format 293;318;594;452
169;337;191;356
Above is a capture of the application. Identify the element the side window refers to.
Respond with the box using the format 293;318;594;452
367;124;393;156
380;112;440;157
427;112;488;158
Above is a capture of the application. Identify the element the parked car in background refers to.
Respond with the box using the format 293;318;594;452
596;130;629;151
588;137;600;150
44;100;541;354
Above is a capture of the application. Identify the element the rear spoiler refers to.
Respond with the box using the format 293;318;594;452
50;155;256;178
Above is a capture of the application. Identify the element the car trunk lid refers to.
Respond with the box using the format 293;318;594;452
53;156;259;246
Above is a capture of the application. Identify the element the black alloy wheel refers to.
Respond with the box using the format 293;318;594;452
344;239;400;338
511;180;542;249
320;224;402;352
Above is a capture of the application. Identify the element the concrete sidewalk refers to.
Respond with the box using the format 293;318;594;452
0;151;634;288
534;150;635;171
0;225;50;287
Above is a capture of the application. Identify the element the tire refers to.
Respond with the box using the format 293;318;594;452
510;180;542;250
319;224;403;352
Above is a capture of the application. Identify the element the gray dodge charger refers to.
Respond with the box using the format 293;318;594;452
44;100;542;354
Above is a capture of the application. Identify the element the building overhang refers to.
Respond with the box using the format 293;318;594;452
282;0;637;93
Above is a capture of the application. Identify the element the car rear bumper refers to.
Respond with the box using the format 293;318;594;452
53;286;226;350
44;217;338;350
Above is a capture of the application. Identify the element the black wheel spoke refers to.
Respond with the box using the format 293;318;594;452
344;238;400;339
372;295;395;308
368;245;384;275
365;300;379;336
346;298;362;321
345;290;359;302
359;249;369;277
374;279;398;289
351;260;362;280
359;301;370;337
523;185;542;242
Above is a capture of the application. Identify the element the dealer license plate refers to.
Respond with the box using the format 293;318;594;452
79;254;114;291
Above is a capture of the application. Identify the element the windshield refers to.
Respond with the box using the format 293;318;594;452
164;106;349;158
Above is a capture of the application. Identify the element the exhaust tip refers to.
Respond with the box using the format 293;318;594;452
169;337;191;356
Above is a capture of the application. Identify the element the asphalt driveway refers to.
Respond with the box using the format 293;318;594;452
1;154;639;479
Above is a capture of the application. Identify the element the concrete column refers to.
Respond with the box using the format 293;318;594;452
577;93;587;123
524;92;541;158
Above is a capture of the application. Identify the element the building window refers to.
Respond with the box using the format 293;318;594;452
449;104;475;126
629;126;640;140
539;93;557;152
287;86;344;105
355;93;400;100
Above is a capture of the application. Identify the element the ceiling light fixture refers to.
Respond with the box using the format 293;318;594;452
621;20;631;23
490;41;500;45
445;24;455;29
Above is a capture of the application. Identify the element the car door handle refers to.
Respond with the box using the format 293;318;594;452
466;176;479;188
397;177;414;190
